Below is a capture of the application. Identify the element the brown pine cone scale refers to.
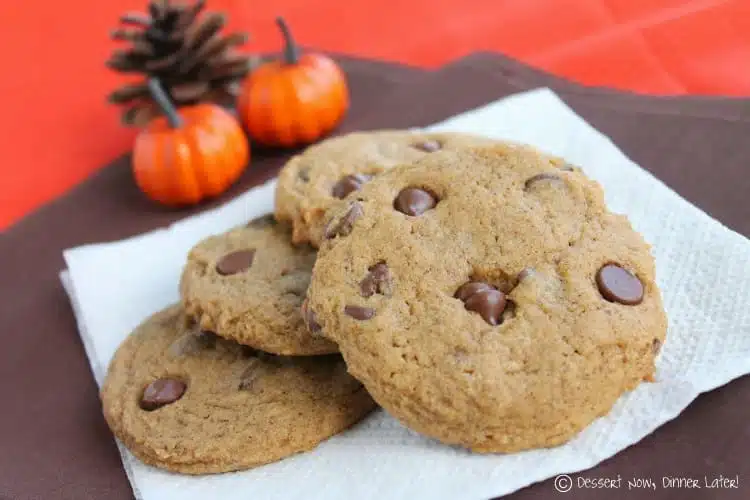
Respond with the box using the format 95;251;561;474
107;0;254;126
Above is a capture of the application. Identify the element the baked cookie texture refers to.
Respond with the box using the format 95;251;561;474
180;215;337;355
101;305;376;474
307;143;667;453
274;130;500;247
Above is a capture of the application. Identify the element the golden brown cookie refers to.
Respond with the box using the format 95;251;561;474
101;305;376;474
274;130;499;247
180;215;337;355
306;143;667;453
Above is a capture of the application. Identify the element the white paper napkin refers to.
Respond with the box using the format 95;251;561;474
61;89;750;500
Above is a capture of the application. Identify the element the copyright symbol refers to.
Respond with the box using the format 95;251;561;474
554;474;573;493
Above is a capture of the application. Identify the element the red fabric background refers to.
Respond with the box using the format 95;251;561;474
2;0;749;229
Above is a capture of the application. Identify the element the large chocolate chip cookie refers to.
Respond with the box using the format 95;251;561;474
101;305;375;474
306;143;667;453
274;130;499;247
180;215;337;355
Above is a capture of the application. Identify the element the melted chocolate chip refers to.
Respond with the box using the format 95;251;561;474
596;263;644;305
332;174;371;199
394;187;437;216
324;202;364;239
216;249;256;275
301;298;322;334
344;305;376;320
140;378;186;411
246;214;277;228
455;281;507;325
413;139;442;152
465;289;507;325
359;262;393;297
524;172;563;190
454;282;494;302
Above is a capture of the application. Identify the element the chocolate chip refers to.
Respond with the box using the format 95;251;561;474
454;282;494;302
652;339;662;355
140;378;186;411
560;163;576;172
301;298;322;334
394;187;437;216
413;139;442;152
246;214;276;228
359;262;393;297
332;174;371;199
344;305;375;320
324;202;363;239
455;281;507;325
216;249;256;275
596;263;644;305
524;172;563;189
466;289;507;325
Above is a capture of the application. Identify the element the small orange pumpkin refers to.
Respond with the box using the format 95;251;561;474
133;78;249;206
238;17;349;148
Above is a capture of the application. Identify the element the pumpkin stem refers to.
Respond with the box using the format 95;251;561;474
276;17;299;65
147;78;183;128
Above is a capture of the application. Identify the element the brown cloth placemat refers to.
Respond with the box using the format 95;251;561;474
2;53;748;500
467;51;750;121
0;55;425;500
349;54;750;239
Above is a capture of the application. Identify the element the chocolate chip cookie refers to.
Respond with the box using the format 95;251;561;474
180;215;337;355
274;130;500;247
101;305;376;474
306;143;667;453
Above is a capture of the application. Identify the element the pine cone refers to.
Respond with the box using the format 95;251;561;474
107;0;258;126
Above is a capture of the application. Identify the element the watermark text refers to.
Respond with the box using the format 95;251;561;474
553;473;740;493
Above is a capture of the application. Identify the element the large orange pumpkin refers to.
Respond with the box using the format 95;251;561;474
133;79;249;206
238;17;349;148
